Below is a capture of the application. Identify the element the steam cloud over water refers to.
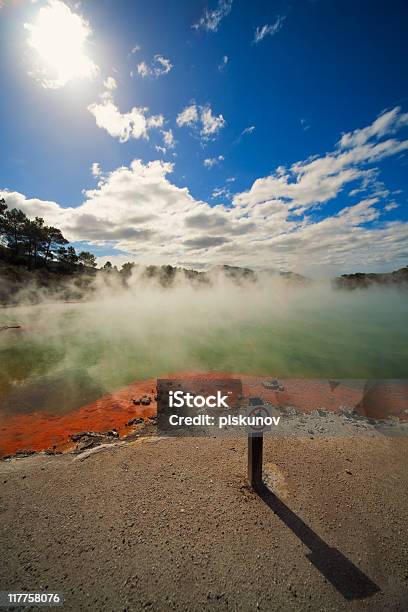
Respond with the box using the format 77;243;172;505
0;269;407;417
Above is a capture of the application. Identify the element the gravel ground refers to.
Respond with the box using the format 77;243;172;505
1;434;407;611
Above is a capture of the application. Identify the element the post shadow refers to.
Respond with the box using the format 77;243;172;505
255;482;380;600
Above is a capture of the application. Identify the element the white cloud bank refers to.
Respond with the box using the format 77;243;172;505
2;108;408;273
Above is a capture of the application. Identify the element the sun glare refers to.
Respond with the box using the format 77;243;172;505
24;0;99;89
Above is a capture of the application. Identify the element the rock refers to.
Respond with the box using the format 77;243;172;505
133;395;151;406
101;429;119;438
70;430;117;442
339;407;357;418
70;431;95;442
281;406;299;416
127;417;144;426
76;436;100;451
71;429;119;452
15;449;36;458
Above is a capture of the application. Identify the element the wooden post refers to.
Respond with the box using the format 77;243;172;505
248;433;263;489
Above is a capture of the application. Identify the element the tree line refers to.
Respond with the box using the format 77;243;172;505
0;198;96;271
0;197;210;284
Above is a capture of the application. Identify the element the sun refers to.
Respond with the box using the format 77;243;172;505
24;0;99;89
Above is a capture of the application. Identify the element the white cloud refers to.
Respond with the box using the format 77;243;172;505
137;55;173;78
88;81;164;142
155;129;176;155
241;125;255;136
177;103;225;140
218;55;228;71
91;162;101;177
203;155;224;168
136;61;149;78
131;44;141;54
24;0;99;88
338;107;408;149
103;76;117;90
2;108;407;272
254;15;286;44
201;106;225;136
147;115;165;129
176;104;199;127
235;110;408;212
235;125;255;143
162;129;175;149
212;186;232;200
192;0;233;32
88;100;149;141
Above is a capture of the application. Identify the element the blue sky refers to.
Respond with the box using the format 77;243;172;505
0;0;407;274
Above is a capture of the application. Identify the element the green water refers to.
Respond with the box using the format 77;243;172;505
0;286;407;415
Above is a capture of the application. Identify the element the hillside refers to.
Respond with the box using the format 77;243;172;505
0;254;310;305
0;259;97;305
334;266;408;289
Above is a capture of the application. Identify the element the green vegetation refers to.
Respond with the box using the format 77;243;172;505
0;197;96;272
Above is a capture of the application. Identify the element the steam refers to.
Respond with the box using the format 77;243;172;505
0;268;407;416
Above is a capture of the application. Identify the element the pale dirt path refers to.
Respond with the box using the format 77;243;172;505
1;436;407;611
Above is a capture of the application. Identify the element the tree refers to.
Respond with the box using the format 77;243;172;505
0;197;98;274
0;198;8;247
56;245;78;272
144;265;157;278
103;261;113;270
23;217;48;265
119;262;135;286
66;246;79;266
0;207;29;253
43;226;68;262
56;246;68;262
78;251;97;268
120;262;135;277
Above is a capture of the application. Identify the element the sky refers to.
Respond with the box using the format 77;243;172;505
0;0;407;275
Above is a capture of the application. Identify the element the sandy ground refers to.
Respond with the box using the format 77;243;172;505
1;435;407;611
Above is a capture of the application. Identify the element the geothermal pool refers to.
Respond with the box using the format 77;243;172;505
1;283;407;419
